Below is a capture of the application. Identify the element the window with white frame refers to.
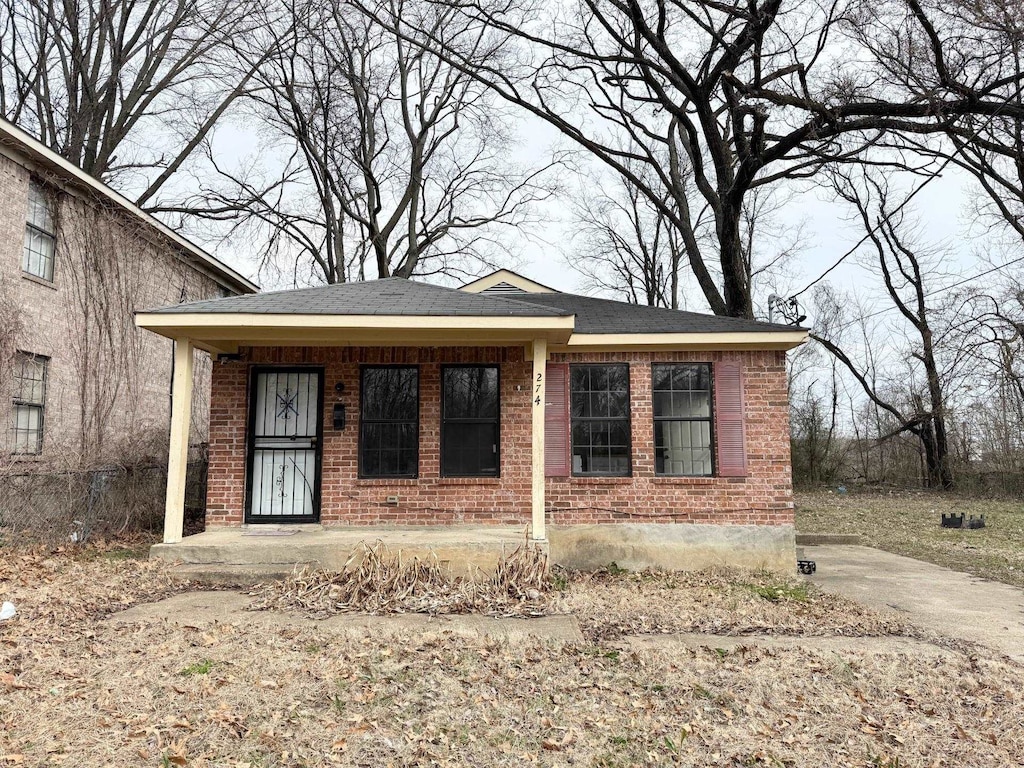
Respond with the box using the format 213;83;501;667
23;180;56;281
12;352;48;455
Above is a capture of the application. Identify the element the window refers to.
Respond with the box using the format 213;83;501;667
653;363;713;476
442;365;499;477
570;364;630;476
12;352;47;455
23;180;55;281
359;366;419;478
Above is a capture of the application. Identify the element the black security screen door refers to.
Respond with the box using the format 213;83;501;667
245;368;324;523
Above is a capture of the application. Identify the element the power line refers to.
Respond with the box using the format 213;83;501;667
791;158;956;298
822;253;1024;334
792;90;1020;299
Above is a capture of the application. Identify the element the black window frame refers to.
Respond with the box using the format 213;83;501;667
652;362;715;477
358;364;420;479
569;363;632;477
11;351;48;456
440;364;501;478
23;179;56;282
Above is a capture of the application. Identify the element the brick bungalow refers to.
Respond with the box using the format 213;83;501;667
136;270;807;571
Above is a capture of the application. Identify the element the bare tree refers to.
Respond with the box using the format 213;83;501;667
0;0;267;200
161;0;557;284
349;0;1024;316
568;162;688;308
569;161;803;310
850;0;1024;244
810;171;970;489
787;340;847;487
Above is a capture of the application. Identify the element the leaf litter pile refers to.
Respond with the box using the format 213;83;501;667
250;541;549;618
556;568;915;641
3;544;1024;767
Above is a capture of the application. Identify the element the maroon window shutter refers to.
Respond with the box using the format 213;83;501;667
545;363;571;476
714;361;748;477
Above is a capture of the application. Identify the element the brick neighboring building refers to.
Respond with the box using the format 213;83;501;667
0;118;256;467
138;270;807;571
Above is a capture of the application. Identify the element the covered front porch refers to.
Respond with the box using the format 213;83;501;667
135;280;577;552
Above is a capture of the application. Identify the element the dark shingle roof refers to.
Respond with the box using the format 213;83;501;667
146;278;571;318
145;276;799;334
505;292;800;334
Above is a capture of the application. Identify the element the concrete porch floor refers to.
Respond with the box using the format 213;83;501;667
151;526;536;580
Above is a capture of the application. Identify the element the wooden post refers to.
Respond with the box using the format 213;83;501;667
164;338;194;544
531;338;547;541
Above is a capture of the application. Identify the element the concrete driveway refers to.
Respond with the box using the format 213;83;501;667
806;545;1024;664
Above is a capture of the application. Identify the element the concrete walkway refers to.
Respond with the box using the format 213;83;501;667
109;590;585;644
806;545;1024;664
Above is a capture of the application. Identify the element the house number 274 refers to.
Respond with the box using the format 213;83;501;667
534;372;543;406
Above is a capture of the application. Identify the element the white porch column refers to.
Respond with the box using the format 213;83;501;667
531;338;548;541
164;338;194;544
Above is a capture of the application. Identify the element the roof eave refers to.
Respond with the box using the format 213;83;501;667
135;311;577;353
558;330;809;351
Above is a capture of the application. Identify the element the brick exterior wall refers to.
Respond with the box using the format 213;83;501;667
206;345;794;529
546;349;793;526
0;148;233;464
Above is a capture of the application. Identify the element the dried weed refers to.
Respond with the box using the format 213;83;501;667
4;544;1024;767
249;540;549;618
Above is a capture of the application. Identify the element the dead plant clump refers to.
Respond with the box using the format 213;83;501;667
249;540;550;618
248;542;910;644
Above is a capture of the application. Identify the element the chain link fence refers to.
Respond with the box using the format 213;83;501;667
0;450;207;545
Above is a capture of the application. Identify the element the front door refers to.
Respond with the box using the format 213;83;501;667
245;367;323;523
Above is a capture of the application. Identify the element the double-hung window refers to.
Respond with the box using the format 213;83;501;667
359;366;419;478
12;352;47;455
570;364;631;476
441;365;499;477
23;181;56;282
652;363;713;476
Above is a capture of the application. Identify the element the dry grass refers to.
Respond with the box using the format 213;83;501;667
797;490;1024;587
555;568;913;642
3;546;1024;767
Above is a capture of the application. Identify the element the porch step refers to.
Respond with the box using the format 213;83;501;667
151;526;536;577
167;563;309;587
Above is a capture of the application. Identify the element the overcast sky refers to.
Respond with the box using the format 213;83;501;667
195;108;983;328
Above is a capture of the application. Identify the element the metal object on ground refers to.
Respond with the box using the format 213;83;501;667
941;513;964;529
966;514;986;529
797;559;816;575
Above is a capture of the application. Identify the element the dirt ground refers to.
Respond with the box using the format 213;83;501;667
2;549;1024;767
796;489;1024;588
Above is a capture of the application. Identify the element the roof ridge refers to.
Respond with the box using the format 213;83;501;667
388;279;573;316
518;291;803;331
141;275;574;317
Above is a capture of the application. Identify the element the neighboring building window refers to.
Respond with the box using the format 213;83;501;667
12;352;48;455
441;365;499;477
359;366;419;478
570;364;631;476
23;180;56;281
653;363;713;476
